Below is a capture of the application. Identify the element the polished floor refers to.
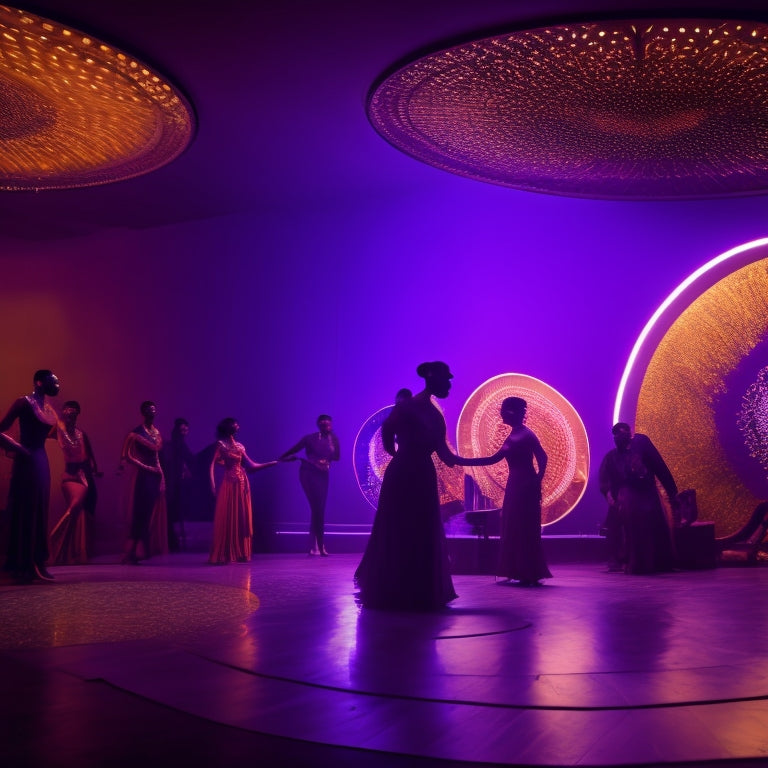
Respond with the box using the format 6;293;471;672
2;550;768;768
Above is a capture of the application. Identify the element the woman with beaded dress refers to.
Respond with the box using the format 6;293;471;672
49;400;99;565
209;418;278;564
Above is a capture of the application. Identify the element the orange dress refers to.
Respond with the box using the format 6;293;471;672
49;426;90;565
209;440;253;564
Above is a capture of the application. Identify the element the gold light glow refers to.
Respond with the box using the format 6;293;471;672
369;18;768;199
457;374;589;526
636;258;768;536
353;402;465;511
0;5;194;190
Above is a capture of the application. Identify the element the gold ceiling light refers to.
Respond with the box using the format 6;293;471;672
368;18;768;199
0;5;194;190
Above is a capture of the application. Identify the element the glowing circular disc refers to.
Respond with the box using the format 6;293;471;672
369;18;768;199
353;401;465;511
0;6;194;190
457;374;589;526
631;252;768;536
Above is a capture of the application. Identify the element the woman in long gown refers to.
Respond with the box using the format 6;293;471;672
0;370;60;583
120;401;166;564
456;397;551;585
49;401;99;565
208;418;277;564
355;361;459;610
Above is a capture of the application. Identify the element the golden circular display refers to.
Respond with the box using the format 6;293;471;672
457;374;589;526
369;18;768;199
0;6;194;190
635;255;768;537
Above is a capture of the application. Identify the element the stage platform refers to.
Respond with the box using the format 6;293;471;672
269;514;609;571
2;552;768;768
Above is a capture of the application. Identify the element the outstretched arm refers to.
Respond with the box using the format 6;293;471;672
243;451;279;473
453;449;505;467
241;451;280;474
279;436;306;461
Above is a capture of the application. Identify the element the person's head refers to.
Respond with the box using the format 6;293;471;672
317;414;333;434
612;422;632;451
416;361;453;399
33;369;60;397
216;417;239;439
140;401;157;422
62;400;81;421
500;396;527;427
172;418;189;439
395;388;412;404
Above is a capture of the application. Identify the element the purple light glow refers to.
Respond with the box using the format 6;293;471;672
613;236;768;426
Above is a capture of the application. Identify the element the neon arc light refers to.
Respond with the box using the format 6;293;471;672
613;236;768;426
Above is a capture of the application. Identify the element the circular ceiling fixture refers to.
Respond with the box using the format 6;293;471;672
456;374;589;526
0;6;194;190
368;18;768;199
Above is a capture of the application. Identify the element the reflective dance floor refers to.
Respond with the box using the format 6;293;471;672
2;552;768;768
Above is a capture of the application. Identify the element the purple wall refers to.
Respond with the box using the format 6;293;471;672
2;174;768;549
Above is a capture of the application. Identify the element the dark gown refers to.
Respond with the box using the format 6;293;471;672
125;426;166;558
355;396;457;610
2;397;56;580
496;428;551;583
162;435;194;550
598;433;677;574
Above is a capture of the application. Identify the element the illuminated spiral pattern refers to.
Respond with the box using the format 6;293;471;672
635;257;768;536
0;6;193;189
369;19;768;199
738;366;768;473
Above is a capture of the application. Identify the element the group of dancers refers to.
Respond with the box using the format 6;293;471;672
0;369;341;581
355;361;551;610
4;364;669;612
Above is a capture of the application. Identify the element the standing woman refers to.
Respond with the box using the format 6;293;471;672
355;362;459;610
456;397;551;586
0;369;60;582
49;401;99;565
162;417;194;551
280;415;340;556
120;401;165;564
209;418;278;564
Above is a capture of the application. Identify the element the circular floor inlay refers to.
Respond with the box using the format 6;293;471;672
0;581;259;649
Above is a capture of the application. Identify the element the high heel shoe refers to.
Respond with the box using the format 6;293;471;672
33;564;55;582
